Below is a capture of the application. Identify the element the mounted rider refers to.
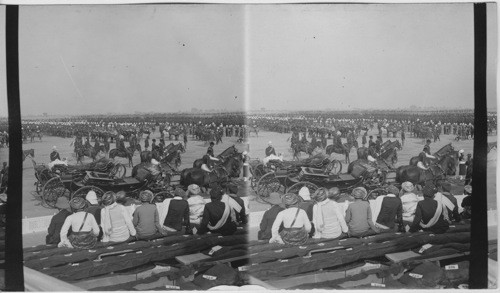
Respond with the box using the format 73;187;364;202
117;135;127;152
417;139;436;170
201;143;220;172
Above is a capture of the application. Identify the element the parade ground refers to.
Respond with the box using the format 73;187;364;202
0;125;496;247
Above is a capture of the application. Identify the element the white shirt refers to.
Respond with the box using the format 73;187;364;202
60;212;100;245
400;192;419;222
271;207;311;243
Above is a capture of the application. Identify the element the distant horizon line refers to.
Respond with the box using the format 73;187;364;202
2;106;490;119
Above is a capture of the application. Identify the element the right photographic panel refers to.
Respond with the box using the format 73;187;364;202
245;3;497;289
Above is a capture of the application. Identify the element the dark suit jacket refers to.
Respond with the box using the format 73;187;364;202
410;198;449;234
163;198;190;232
197;201;236;236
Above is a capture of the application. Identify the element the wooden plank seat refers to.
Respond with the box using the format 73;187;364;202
247;225;471;281
23;229;247;282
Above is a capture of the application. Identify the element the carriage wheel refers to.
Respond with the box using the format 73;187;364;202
71;186;105;201
110;163;127;179
250;164;266;191
256;172;285;199
286;181;319;195
42;177;70;209
367;188;388;200
326;160;342;175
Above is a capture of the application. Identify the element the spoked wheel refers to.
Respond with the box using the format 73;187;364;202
326;160;342;175
71;186;105;201
110;163;126;179
256;172;285;199
250;164;266;191
42;177;70;209
286;181;319;195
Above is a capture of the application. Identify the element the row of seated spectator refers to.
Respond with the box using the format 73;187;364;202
46;183;247;249
259;182;472;246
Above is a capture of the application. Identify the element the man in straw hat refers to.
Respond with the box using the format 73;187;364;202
345;187;380;237
409;184;449;234
258;192;284;241
46;197;72;244
133;190;165;240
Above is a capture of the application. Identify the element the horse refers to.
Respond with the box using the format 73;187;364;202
180;156;242;189
409;143;454;166
193;145;239;169
23;149;35;161
291;141;322;161
396;154;457;187
161;150;182;170
326;140;358;164
109;144;141;167
75;146;98;164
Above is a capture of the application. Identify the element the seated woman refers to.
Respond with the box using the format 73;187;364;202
186;184;205;226
197;186;238;236
133;190;165;240
270;193;311;245
345;187;380;237
311;188;348;239
59;197;100;249
400;181;419;226
409;184;449;234
372;185;403;232
258;192;284;241
101;192;137;243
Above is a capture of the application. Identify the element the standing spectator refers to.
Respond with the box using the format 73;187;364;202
258;192;284;241
101;192;137;243
401;130;405;147
345;187;379;237
133;190;165;240
311;188;348;239
46;197;72;245
144;135;150;151
270;193;311;245
458;150;466;179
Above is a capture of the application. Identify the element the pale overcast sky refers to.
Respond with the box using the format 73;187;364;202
0;3;497;116
247;3;497;111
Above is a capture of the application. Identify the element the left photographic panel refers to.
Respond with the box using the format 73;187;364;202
16;5;248;290
0;5;7;290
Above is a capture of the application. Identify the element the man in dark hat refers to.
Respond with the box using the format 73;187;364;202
197;186;237;236
409;184;449;234
46;197;72;244
258;192;284;241
133;190;165;239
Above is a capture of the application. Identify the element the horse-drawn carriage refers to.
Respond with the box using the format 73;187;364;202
253;159;388;203
32;158;127;208
248;154;342;191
